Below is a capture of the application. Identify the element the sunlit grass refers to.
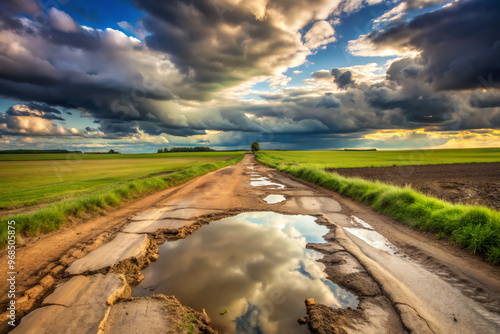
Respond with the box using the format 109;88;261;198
0;152;241;209
0;155;244;247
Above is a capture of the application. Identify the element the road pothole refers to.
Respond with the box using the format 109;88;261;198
133;211;358;333
345;216;399;255
263;194;286;204
250;178;285;189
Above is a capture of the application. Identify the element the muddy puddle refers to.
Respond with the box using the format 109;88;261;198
133;212;358;333
251;176;267;181
246;168;285;189
345;216;398;255
351;216;373;230
250;178;285;189
263;195;286;204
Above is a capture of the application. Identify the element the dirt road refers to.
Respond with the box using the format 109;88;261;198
2;154;500;333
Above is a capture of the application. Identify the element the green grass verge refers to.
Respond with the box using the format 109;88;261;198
255;151;500;264
0;155;244;247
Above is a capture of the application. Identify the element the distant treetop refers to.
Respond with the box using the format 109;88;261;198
157;146;215;153
251;142;260;152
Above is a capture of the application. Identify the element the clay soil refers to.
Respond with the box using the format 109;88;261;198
328;162;500;210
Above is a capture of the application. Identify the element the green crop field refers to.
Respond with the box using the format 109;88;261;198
0;151;241;161
1;152;245;246
261;148;500;169
0;152;241;210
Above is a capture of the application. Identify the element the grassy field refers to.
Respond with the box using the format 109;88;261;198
0;152;241;210
263;148;500;169
0;152;242;161
0;152;245;247
256;150;500;264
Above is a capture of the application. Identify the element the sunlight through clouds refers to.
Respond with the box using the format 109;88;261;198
0;0;498;151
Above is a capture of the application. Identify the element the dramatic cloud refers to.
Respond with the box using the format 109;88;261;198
372;0;453;27
347;33;419;57
362;128;500;149
6;103;64;120
332;69;355;89
0;104;78;136
132;0;344;99
0;0;345;141
316;93;342;109
311;70;333;81
334;0;385;15
0;0;42;28
365;0;500;91
406;0;453;10
0;0;499;151
334;0;500;148
303;20;336;49
48;7;79;32
0;13;180;124
309;64;384;85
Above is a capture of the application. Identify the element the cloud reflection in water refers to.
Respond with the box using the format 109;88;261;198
133;212;358;333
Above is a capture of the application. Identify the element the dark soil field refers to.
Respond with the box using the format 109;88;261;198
328;162;500;210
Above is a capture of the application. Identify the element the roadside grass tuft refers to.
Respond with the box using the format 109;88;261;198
488;246;500;264
452;223;499;255
0;155;244;247
255;151;500;264
424;205;464;233
178;313;198;334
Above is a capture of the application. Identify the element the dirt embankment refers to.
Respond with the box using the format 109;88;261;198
328;162;500;210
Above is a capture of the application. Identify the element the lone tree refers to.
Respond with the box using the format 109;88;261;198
251;141;260;152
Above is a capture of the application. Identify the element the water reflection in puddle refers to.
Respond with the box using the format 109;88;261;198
133;212;358;334
344;227;398;255
264;195;286;204
351;216;373;230
251;176;267;181
250;179;285;189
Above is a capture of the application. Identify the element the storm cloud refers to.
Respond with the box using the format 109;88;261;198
0;0;499;151
332;69;355;89
6;103;64;121
368;0;500;91
132;0;342;99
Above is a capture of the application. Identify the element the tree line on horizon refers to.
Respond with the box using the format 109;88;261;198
157;146;215;153
0;149;122;154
